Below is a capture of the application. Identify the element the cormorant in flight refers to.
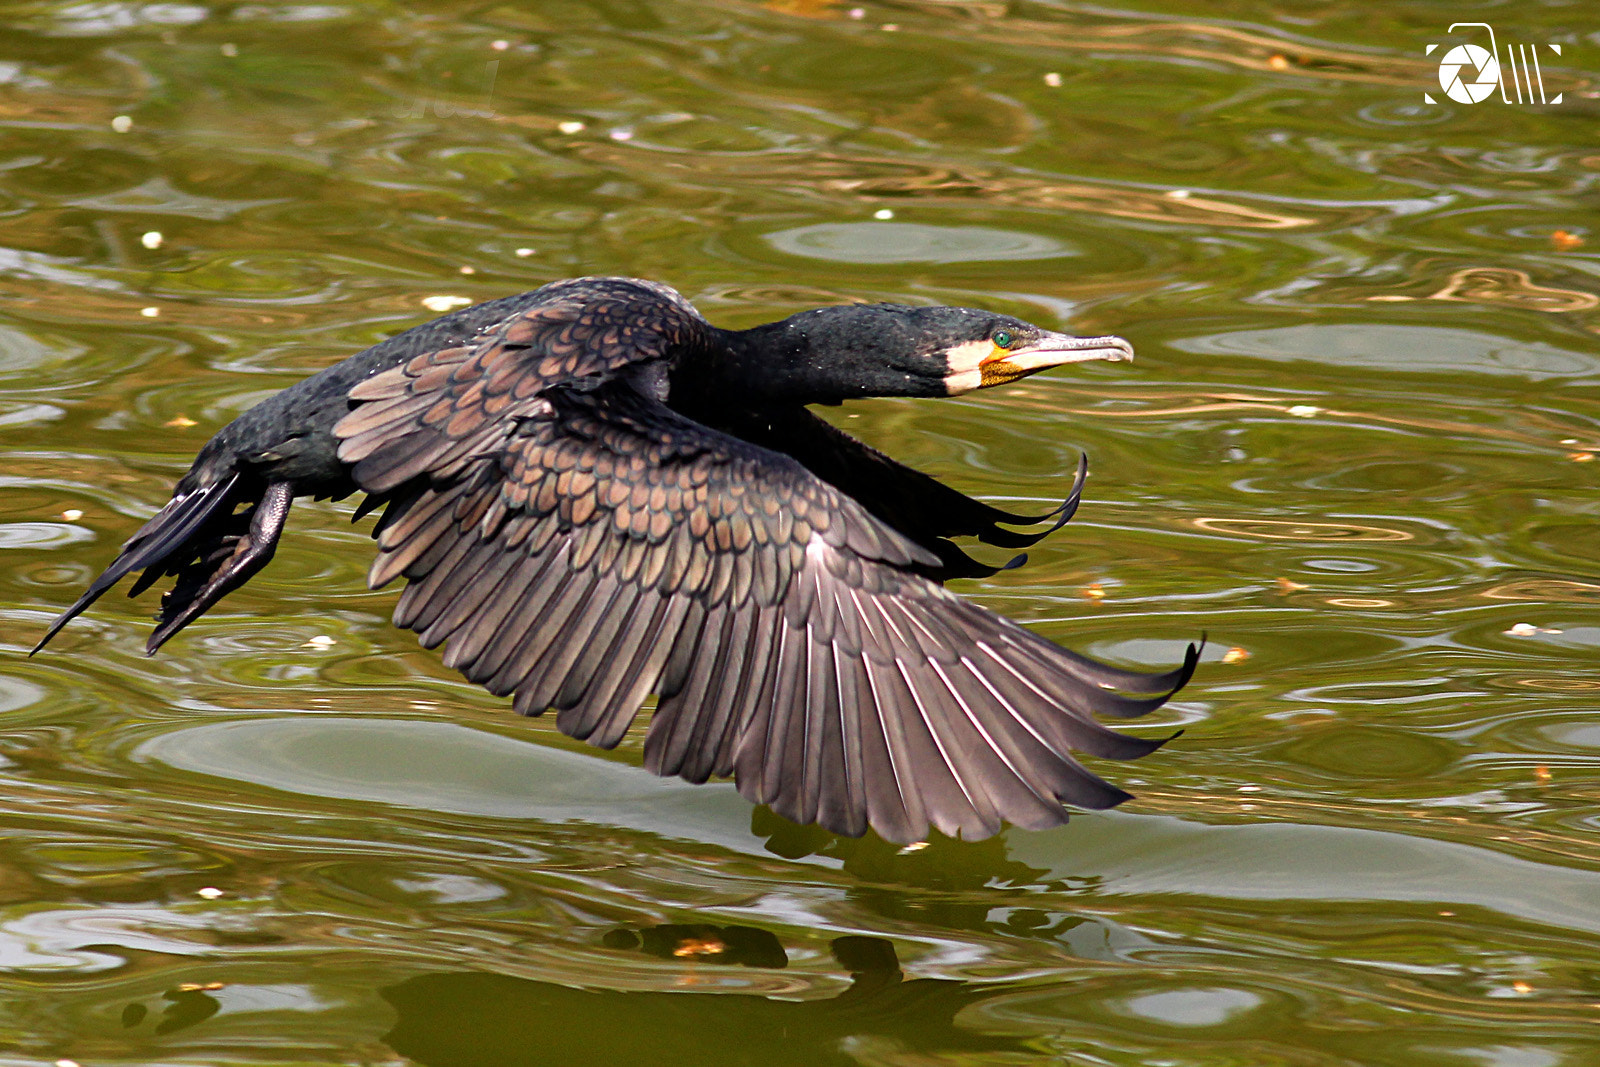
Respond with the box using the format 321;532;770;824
35;277;1196;843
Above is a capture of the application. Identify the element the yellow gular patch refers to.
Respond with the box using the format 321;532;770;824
980;358;1027;388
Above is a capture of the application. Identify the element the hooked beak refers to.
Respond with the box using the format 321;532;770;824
984;331;1134;384
945;332;1135;394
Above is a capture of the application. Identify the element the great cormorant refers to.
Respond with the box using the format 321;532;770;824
35;277;1196;843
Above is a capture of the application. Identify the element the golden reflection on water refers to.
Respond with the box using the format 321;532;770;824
825;166;1318;229
1191;518;1414;542
1480;579;1600;603
1427;267;1600;314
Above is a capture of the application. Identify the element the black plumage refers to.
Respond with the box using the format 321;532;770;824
35;276;1196;843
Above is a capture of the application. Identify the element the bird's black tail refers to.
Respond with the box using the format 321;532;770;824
32;473;295;656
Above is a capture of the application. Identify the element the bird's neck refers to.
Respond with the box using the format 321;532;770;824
670;320;847;409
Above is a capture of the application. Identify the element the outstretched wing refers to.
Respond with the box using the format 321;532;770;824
337;360;1193;843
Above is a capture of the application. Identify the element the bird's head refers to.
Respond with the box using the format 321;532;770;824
920;308;1136;396
718;303;1133;403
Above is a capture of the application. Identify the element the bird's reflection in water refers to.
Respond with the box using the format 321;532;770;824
754;804;1054;885
752;807;1110;944
599;922;791;968
381;926;1032;1067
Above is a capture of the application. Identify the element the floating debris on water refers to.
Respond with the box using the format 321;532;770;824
1505;622;1562;636
421;295;472;312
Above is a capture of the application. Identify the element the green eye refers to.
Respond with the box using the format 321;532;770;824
993;329;1015;349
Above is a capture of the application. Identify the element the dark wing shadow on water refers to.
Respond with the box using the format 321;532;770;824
380;929;1033;1067
751;806;1112;941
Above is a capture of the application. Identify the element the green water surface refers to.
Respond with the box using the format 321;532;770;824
0;2;1597;1064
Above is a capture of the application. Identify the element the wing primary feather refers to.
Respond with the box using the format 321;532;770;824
644;604;731;779
896;657;1003;839
710;602;776;780
880;656;988;840
927;658;1064;831
473;551;587;692
403;517;471;582
415;545;518;648
972;644;1170;762
677;604;756;783
763;621;813;816
803;634;844;832
653;598;704;701
369;487;466;588
583;594;694;750
441;550;559;673
733;617;791;806
551;577;638;713
394;532;480;632
772;629;825;827
561;577;649;720
493;567;602;701
1011;642;1190;720
859;656;927;843
826;649;870;838
985;607;1199;696
958;652;1148;808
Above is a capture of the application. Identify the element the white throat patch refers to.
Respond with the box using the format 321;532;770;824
941;338;996;395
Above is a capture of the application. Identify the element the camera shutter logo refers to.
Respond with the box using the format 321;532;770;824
1425;23;1563;105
